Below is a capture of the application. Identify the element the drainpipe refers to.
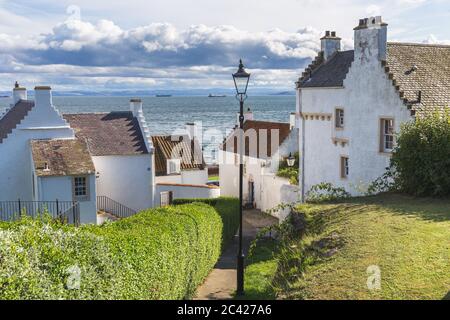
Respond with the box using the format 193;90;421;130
297;87;306;202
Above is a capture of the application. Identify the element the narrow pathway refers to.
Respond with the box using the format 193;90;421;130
195;209;278;300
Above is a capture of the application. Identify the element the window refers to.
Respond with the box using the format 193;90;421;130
380;118;395;153
340;156;349;179
73;176;88;201
335;108;345;129
167;159;181;175
160;191;173;207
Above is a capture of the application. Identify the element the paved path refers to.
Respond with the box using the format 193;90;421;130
195;209;278;300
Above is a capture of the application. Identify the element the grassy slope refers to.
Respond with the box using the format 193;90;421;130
243;239;279;300
246;194;450;300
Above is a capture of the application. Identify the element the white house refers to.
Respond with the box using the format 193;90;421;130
296;16;450;199
152;125;219;206
0;85;154;224
219;110;299;219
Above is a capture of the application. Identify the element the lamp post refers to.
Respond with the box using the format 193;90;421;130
232;59;250;296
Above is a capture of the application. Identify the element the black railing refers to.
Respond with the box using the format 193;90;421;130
0;199;80;226
97;196;137;219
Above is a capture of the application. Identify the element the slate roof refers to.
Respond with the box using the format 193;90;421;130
222;120;292;159
0;100;35;144
152;135;205;176
299;51;354;88
31;139;95;177
297;42;450;115
63;112;148;156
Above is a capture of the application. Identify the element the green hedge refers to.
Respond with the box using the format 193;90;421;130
0;203;225;300
172;197;240;248
391;111;450;197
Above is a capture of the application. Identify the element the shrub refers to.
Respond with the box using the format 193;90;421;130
391;111;450;197
305;183;351;203
172;197;240;248
0;203;224;300
0;217;119;300
277;152;300;185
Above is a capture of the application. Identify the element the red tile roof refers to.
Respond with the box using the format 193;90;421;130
63;112;148;156
222;120;291;158
152;135;205;176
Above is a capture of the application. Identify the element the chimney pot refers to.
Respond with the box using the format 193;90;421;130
130;98;143;116
321;30;341;60
12;82;27;105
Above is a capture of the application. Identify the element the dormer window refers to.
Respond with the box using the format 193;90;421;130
335;108;344;129
167;159;181;175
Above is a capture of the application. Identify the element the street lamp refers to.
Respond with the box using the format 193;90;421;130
232;59;250;296
287;153;296;167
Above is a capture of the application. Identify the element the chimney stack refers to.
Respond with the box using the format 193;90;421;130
130;98;143;117
290;112;297;130
34;86;52;108
354;16;388;64
321;31;341;60
12;82;27;105
185;122;201;140
236;107;254;125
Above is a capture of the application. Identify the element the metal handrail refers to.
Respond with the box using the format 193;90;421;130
97;196;137;219
0;199;80;226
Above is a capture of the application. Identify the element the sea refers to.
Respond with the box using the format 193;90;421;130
0;95;296;163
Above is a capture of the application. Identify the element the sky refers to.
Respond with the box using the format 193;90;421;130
0;0;449;92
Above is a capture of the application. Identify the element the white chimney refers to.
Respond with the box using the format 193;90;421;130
321;31;341;60
290;112;297;130
236;107;254;125
12;82;27;105
354;16;388;64
185;122;201;140
34;86;52;107
130;98;143;117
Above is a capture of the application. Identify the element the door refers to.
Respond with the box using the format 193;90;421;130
248;181;255;208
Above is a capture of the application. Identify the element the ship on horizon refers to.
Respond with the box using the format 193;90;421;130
155;94;172;97
208;94;226;98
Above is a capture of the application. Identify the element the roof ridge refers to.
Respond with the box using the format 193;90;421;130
246;120;290;125
63;111;132;116
388;42;450;49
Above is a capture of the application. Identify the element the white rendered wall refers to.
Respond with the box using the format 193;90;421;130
155;184;220;206
0;90;74;201
220;150;296;220
181;169;208;185
260;174;300;221
155;169;208;185
38;175;97;224
93;155;153;211
298;44;412;197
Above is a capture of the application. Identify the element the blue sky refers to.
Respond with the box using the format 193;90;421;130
0;0;449;91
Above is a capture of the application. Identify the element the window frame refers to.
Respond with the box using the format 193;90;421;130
72;176;89;202
160;191;173;207
335;108;345;129
379;118;395;154
340;156;349;179
167;159;181;175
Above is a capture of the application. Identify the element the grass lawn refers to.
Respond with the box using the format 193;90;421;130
244;194;450;300
242;239;279;300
